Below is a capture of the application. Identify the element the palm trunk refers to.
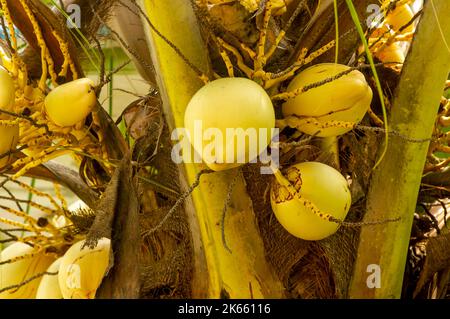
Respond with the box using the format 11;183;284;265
349;0;450;298
139;0;284;298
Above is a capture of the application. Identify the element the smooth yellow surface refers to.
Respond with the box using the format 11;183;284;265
282;63;372;137
375;42;406;64
0;242;55;299
185;78;275;171
58;238;110;299
271;162;351;240
44;78;97;127
0;124;19;168
36;258;63;299
386;4;415;33
369;28;406;65
0;66;15;114
0;48;13;72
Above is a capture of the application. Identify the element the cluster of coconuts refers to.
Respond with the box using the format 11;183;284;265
184;63;373;240
370;3;415;65
0;65;97;169
0;200;110;299
0;237;110;299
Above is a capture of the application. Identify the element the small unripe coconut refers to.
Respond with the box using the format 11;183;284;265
45;78;97;127
0;242;55;299
369;27;406;66
58;238;110;299
36;258;63;299
386;4;415;33
0;48;13;72
0;123;19;169
0;66;15;115
374;42;406;65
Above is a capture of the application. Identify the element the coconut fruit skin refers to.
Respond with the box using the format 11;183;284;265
0;123;19;168
282;63;372;137
0;66;15;116
374;42;405;65
0;242;56;299
36;258;63;299
184;77;275;171
386;4;415;33
369;27;406;65
44;78;97;127
270;162;351;240
58;238;110;299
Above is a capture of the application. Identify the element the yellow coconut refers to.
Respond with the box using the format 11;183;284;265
282;63;373;137
36;258;63;299
368;26;406;67
270;162;351;240
0;48;13;72
0;123;19;169
0;66;15;115
374;42;406;65
386;4;415;33
0;242;56;299
58;238;110;299
44;78;97;127
184;77;275;171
